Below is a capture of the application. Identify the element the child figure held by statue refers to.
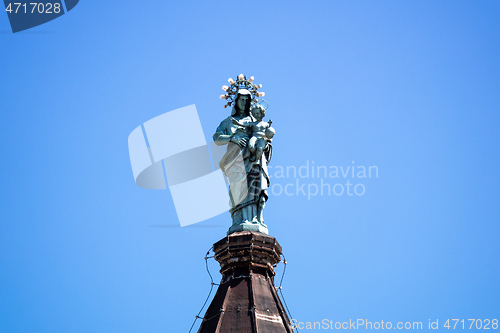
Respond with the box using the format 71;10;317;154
232;104;275;162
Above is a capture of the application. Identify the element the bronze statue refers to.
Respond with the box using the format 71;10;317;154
213;76;275;234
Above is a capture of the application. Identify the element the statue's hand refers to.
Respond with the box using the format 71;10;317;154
231;136;248;148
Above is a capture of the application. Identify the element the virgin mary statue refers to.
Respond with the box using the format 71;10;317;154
213;88;272;235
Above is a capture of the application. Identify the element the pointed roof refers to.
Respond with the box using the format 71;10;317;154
198;231;294;333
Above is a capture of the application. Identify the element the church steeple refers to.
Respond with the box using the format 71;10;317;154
197;231;294;333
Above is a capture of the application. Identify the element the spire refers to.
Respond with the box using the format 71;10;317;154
198;231;294;333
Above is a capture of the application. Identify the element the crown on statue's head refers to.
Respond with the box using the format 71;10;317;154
219;74;267;109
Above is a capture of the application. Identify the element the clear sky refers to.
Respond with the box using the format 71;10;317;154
1;1;499;332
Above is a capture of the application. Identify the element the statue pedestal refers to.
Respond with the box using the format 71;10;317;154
227;221;268;235
197;231;294;333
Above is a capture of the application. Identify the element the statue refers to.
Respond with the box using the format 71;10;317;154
213;75;275;235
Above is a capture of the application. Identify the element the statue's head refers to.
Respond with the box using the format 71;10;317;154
251;104;266;121
232;89;252;117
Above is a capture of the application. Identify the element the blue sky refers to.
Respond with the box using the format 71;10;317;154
1;1;499;332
